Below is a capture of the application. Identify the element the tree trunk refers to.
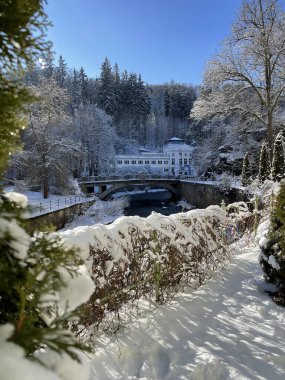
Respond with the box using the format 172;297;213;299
43;174;48;199
267;113;274;162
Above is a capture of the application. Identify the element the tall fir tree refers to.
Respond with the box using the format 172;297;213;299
97;57;117;116
71;69;81;112
258;141;271;182
241;152;252;187
272;132;285;181
79;67;89;104
42;50;54;78
56;55;67;87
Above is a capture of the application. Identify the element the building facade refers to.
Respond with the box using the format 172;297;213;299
115;137;196;176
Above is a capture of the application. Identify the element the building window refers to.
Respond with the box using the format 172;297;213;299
164;168;168;172
184;153;187;156
172;153;175;156
179;159;182;165
164;161;168;164
151;160;156;164
172;159;175;165
131;160;137;164
145;160;149;164
117;160;122;164
138;160;143;164
124;160;129;164
189;158;191;164
184;159;187;165
158;161;162;164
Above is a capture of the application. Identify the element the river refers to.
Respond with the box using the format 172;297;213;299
123;189;182;218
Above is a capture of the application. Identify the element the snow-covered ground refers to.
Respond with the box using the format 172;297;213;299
89;239;285;380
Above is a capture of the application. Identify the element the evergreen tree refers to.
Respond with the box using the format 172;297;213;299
260;181;285;288
79;67;89;104
42;50;54;78
56;55;67;87
71;69;81;111
97;57;117;116
0;1;94;376
0;0;50;174
272;132;285;181
241;152;252;187
258;141;271;182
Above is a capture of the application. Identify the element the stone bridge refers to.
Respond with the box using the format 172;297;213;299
79;174;180;200
79;175;247;207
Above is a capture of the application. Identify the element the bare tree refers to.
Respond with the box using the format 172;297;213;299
14;75;82;198
191;0;285;156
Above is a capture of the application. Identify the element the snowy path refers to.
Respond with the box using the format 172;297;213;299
90;244;285;380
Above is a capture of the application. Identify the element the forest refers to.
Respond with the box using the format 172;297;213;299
8;56;197;195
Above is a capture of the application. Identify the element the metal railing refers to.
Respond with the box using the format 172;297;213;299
79;174;182;182
27;194;96;216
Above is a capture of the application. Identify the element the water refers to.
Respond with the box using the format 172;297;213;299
123;190;182;218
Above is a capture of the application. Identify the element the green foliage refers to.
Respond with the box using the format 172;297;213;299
272;132;285;181
0;0;50;176
241;152;252;187
258;141;271;182
260;181;285;285
0;78;32;173
0;0;92;371
0;194;89;357
0;0;50;73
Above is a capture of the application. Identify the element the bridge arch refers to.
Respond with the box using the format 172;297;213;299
99;181;178;200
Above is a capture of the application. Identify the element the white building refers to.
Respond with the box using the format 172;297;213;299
115;137;196;176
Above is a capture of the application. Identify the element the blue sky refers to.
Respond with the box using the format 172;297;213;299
46;0;244;85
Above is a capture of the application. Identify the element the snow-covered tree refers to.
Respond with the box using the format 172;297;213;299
258;141;271;182
97;57;118;116
191;0;285;154
56;55;68;88
272;132;285;181
74;104;116;176
14;75;82;198
260;180;285;289
241;152;252;186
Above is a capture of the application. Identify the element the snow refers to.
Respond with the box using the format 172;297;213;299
57;264;95;315
89;234;285;379
4;191;28;208
0;325;60;380
35;349;91;380
0;217;30;259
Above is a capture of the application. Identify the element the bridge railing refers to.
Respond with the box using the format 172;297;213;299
79;174;184;182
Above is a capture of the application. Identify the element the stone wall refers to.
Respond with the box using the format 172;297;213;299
27;200;94;232
179;181;247;208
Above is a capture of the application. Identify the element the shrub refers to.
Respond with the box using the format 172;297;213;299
78;206;230;332
259;181;285;286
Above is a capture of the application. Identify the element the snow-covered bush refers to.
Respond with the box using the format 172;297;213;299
226;201;254;240
51;178;83;196
61;206;230;332
177;199;195;212
218;174;232;193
